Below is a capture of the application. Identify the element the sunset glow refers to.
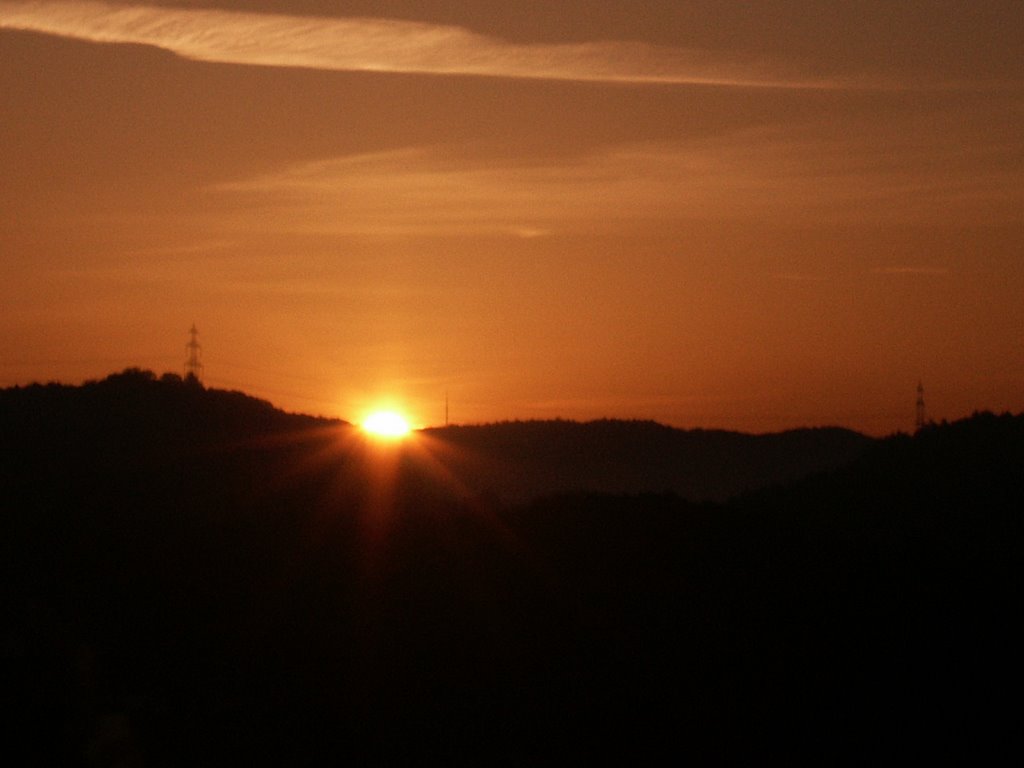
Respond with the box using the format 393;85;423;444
362;411;412;439
1;2;1022;435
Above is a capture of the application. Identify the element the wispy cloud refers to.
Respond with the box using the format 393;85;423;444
0;0;868;88
207;121;1024;236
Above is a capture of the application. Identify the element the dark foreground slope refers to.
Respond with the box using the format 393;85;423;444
2;372;1021;763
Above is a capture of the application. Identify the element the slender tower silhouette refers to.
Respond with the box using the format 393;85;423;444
184;323;203;384
915;381;926;431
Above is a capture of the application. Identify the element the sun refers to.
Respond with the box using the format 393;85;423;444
361;410;412;439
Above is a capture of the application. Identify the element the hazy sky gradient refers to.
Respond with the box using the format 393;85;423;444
2;1;1022;432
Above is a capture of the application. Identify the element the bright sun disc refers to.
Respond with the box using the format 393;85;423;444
362;410;411;438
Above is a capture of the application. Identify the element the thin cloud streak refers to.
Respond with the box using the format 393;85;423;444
0;1;870;88
208;126;1024;236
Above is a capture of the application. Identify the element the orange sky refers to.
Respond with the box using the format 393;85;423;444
2;1;1022;434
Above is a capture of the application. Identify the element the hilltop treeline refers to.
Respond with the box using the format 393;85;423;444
2;372;1020;763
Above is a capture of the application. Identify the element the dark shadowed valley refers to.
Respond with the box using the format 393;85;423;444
3;371;1021;764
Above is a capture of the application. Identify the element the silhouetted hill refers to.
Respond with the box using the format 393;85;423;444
2;372;1021;763
511;412;1023;760
0;367;340;447
1;370;871;506
423;419;871;502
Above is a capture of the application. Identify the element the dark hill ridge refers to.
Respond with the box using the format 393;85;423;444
507;413;1023;762
1;369;872;503
424;419;871;502
3;370;1021;762
0;367;342;442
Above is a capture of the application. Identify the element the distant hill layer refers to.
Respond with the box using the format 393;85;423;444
423;419;871;502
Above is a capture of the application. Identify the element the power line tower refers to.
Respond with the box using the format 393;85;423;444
184;323;203;384
915;381;926;431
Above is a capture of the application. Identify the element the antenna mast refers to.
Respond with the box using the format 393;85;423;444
185;323;203;384
915;381;926;431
